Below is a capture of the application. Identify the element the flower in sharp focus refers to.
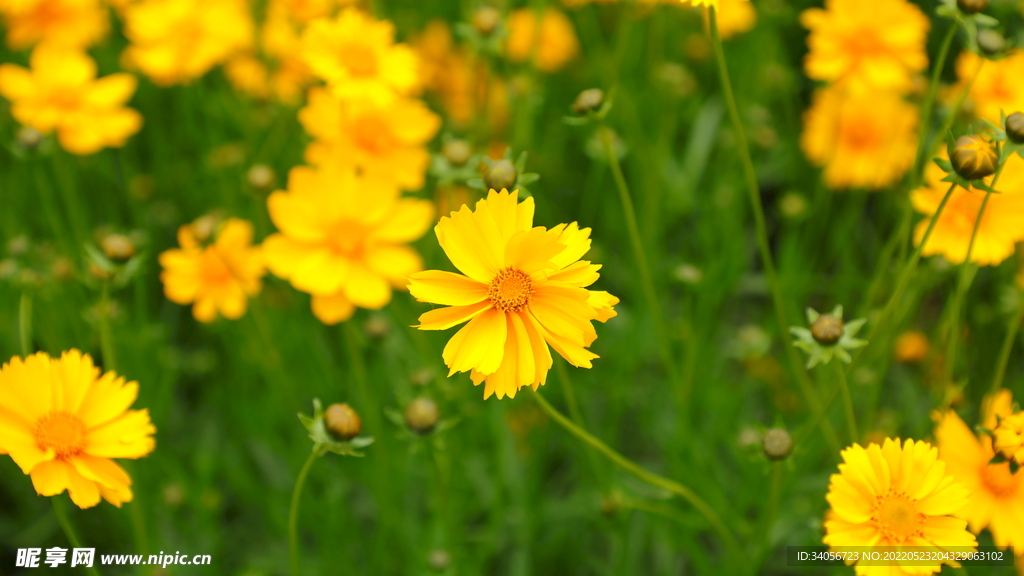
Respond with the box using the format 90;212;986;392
912;152;1024;266
122;0;254;86
0;45;143;155
505;8;579;73
299;88;441;192
800;85;918;189
301;7;420;104
824;438;978;574
950;135;998;181
0;0;108;49
408;189;619;400
261;162;434;325
934;390;1024;550
0;350;156;508
790;305;867;369
159;217;265;323
800;0;929;93
993;412;1024;466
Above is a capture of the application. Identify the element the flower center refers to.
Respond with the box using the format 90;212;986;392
198;248;236;286
351;113;397;155
980;462;1022;498
339;43;379;78
872;491;924;543
328;221;367;257
841;121;881;152
488;268;533;312
34;411;87;460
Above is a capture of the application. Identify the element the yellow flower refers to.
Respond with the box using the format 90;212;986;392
299;87;440;192
0;45;142;155
159;217;265;323
824;438;977;575
801;86;918;189
800;0;929;93
912;152;1024;266
301;8;420;103
260;2;315;105
506;8;579;73
0;350;155;509
953;51;1024;124
225;54;270;100
0;0;108;49
894;330;929;363
994;412;1024;465
935;391;1024;550
261;162;434;325
122;0;253;86
714;0;756;40
408;189;619;400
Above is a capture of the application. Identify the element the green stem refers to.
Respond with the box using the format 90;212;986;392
52;496;103;576
19;291;32;356
755;462;783;566
911;22;958;185
342;321;371;408
554;359;584;426
597;124;677;385
528;388;741;557
288;446;324;576
836;363;859;443
990;289;1023;395
709;7;836;451
99;280;117;372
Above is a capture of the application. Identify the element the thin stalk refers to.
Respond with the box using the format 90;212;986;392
98;280;117;372
911;23;958;184
342;321;371;408
755;462;783;566
597;124;677;385
288;446;325;576
990;289;1023;395
528;388;741;557
709;7;836;450
554;359;585;426
52;496;103;576
19;291;32;356
835;363;859;443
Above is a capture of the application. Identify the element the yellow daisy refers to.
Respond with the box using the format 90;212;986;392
159;217;266;323
912;152;1024;266
0;45;143;155
824;438;977;575
0;350;156;508
713;0;756;40
408;189;619;400
800;0;929;93
505;8;580;73
300;7;419;103
0;0;108;49
801;85;918;190
953;51;1024;124
298;87;440;192
935;391;1024;550
994;412;1024;466
261;162;434;325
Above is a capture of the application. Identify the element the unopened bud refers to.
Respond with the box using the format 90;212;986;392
247;164;275;191
762;428;793;461
472;7;501;35
951;135;998;180
1006;112;1024;144
977;29;1005;56
484;159;517;191
572;88;605;115
404;397;439;435
957;0;988;13
811;314;844;345
442;139;473;166
101;234;136;262
16;126;42;149
324;403;362;440
427;549;451;570
363;315;390;339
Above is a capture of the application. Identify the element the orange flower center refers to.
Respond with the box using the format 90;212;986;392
488;268;533;312
198;248;236;286
841;120;881;152
980;463;1022;498
843;28;884;59
328;221;367;257
339;42;379;78
872;491;924;543
34;411;87;460
351;113;397;155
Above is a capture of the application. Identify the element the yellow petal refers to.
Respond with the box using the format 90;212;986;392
311;292;356;325
365;244;423;286
408;270;488;306
343;262;392;309
417;300;492;331
71;454;131;490
369;199;434;243
442;308;507;375
84;409;156;459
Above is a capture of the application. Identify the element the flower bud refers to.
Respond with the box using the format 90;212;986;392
101;233;136;262
762;428;793;461
363;315;390;339
247;164;275;191
810;313;844;345
404;397;439;435
956;0;988;13
324;403;362;440
571;88;605;115
16;126;42;149
951;135;998;180
428;549;451;570
993;412;1024;464
977;29;1005;56
442;139;473;166
484;159;517;191
1006;112;1024;144
472;7;501;35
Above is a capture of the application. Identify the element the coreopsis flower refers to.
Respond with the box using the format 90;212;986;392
261;162;433;324
800;0;929;93
994;412;1024;465
894;330;930;363
122;0;254;86
912;152;1024;265
935;390;1024;550
159;217;265;322
0;45;143;155
505;8;579;73
824;438;977;573
801;86;918;189
260;1;316;105
953;51;1024;123
714;0;756;39
299;87;441;191
0;0;108;49
301;8;419;103
225;54;271;100
0;350;156;509
408;189;619;400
